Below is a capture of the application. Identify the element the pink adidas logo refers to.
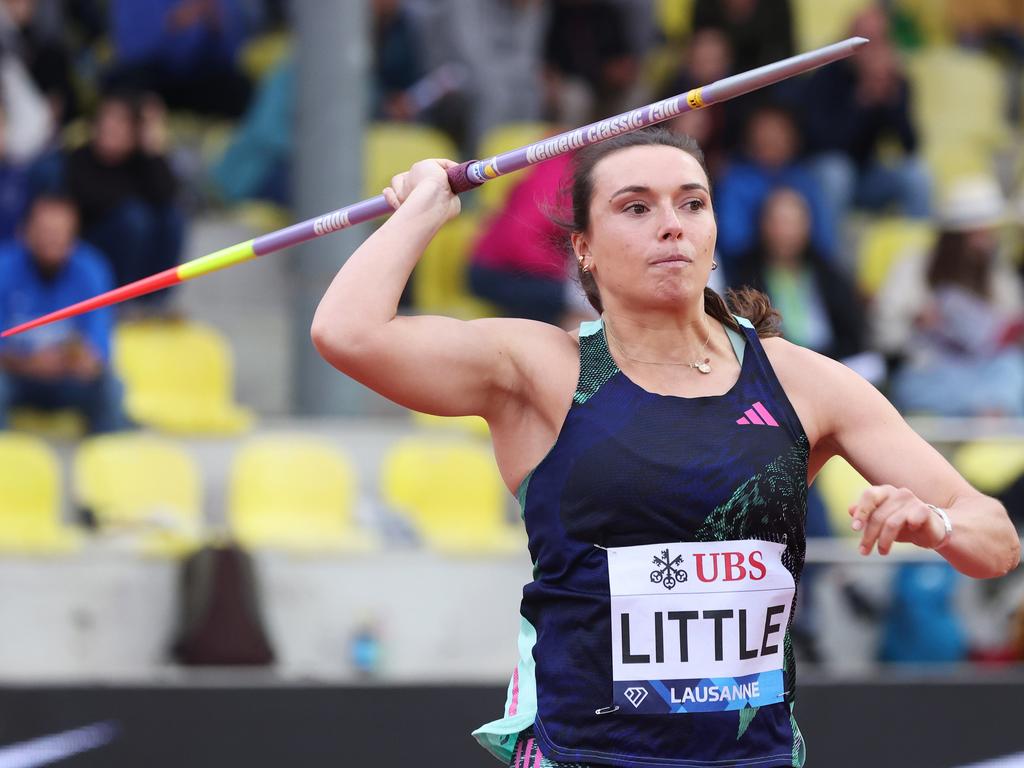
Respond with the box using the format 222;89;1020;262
736;401;779;427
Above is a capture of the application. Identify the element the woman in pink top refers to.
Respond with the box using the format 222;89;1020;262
469;152;588;326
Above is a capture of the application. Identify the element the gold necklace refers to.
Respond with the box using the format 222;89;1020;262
604;317;713;374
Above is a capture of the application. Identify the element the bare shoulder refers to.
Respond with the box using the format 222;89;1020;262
470;315;580;404
758;336;886;447
472;315;580;363
759;335;849;386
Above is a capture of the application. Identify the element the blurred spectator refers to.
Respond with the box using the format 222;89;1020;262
0;0;77;125
731;188;866;360
949;0;1024;42
714;103;836;267
692;0;794;74
469;152;591;327
661;29;733;176
873;176;1024;416
1013;594;1024;659
408;0;544;152
804;7;931;227
33;0;106;44
210;54;292;206
372;0;469;136
879;563;967;664
0;194;124;433
0;0;53;162
105;0;252;118
0;103;30;239
543;0;643;126
949;0;1024;121
373;0;425;122
67;91;183;307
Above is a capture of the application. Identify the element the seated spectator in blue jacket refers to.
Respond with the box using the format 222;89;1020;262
105;0;252;117
803;6;931;224
0;195;125;434
0;104;31;240
67;91;183;310
714;103;836;267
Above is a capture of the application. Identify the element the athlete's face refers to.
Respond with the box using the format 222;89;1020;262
573;145;717;312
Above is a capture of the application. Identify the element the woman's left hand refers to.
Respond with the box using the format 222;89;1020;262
849;485;947;555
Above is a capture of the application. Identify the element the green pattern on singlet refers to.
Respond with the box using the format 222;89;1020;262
573;328;618;406
573;317;748;406
695;434;810;740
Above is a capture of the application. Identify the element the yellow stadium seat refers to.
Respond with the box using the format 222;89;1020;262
228;435;370;552
856;217;935;296
73;432;203;556
59;117;90;151
364;122;459;200
476;122;554;213
953;439;1024;496
238;31;292;81
229;200;292;233
0;433;79;553
893;0;953;46
654;0;695;42
813;456;870;538
793;0;873;52
906;47;1010;187
380;436;521;554
411;411;491;438
413;212;496;318
113;319;254;435
8;408;85;439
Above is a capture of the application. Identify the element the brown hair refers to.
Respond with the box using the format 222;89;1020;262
926;230;992;299
557;126;781;338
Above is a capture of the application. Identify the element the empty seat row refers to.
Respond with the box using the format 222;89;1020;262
0;430;522;557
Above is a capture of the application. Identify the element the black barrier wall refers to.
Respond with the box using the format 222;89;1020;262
0;678;1018;767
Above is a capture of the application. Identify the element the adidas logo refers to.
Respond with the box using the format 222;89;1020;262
736;401;779;427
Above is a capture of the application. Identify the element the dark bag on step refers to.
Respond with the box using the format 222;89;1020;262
172;543;276;665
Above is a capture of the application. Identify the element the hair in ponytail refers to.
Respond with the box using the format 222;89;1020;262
705;286;782;338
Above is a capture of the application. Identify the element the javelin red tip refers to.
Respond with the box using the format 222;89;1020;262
2;268;182;337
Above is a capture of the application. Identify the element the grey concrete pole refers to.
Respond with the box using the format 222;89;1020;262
290;0;400;416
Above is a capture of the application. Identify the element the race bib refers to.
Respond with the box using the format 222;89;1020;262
608;540;794;714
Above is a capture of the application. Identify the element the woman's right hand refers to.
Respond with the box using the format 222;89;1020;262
383;158;462;224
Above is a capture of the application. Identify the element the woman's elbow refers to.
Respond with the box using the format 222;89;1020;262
309;309;334;357
311;312;358;364
998;530;1022;578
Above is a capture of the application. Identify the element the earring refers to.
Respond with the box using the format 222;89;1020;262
711;260;718;271
579;259;591;274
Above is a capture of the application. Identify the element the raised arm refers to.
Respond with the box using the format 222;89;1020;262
775;341;1020;579
310;159;539;420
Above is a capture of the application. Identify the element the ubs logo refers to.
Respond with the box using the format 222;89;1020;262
624;687;648;708
650;549;687;590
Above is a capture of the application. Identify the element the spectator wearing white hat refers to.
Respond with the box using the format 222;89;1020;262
871;175;1024;416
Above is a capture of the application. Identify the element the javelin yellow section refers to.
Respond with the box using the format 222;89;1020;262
177;239;256;281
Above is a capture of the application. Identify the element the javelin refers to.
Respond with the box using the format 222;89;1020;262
3;36;867;338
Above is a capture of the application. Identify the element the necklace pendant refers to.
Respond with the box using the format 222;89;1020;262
696;359;712;374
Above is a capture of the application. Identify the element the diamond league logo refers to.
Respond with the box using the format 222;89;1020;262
624;686;649;708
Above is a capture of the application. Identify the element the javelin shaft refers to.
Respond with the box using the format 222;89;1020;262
2;36;867;339
455;36;867;188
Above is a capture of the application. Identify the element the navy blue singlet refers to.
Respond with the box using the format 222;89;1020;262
475;316;810;768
